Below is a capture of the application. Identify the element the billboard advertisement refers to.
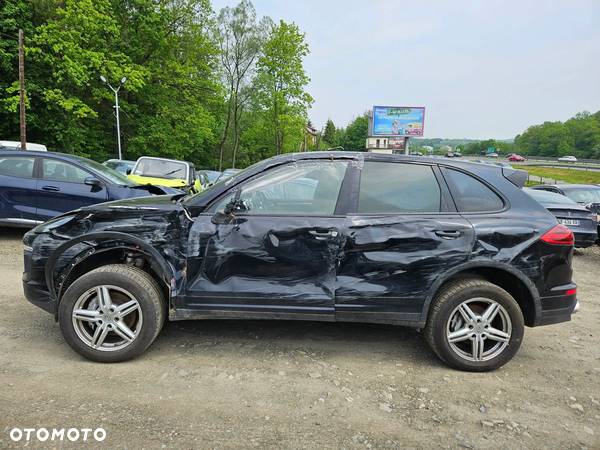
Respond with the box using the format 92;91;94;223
372;106;425;137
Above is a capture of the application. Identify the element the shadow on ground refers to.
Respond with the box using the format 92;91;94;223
155;319;438;366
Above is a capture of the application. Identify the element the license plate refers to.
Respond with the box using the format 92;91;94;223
559;219;580;226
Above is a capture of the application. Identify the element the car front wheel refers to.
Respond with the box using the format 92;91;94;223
58;264;165;362
424;278;524;371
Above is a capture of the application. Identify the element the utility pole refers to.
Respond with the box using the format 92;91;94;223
18;29;26;150
100;76;127;160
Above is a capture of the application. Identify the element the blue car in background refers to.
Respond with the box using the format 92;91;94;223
0;150;180;227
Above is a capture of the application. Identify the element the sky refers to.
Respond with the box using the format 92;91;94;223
212;0;600;139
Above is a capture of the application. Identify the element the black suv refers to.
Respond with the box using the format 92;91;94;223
22;152;577;371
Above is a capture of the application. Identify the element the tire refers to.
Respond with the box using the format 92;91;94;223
58;264;166;363
424;278;524;372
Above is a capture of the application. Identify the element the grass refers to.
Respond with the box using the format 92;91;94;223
521;166;600;185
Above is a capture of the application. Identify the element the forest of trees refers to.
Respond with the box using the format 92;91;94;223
514;110;600;159
412;111;600;158
0;0;319;169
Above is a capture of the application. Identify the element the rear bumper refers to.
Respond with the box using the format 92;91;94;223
537;283;577;326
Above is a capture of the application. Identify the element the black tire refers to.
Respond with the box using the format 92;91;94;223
424;278;524;372
58;264;165;363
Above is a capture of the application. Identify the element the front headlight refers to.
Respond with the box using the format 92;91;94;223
31;214;77;234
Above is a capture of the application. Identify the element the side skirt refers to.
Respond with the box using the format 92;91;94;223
170;308;335;322
170;308;425;328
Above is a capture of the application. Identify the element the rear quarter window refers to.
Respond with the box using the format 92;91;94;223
443;168;504;212
358;162;441;214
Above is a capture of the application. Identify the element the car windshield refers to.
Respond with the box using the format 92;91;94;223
525;188;577;205
133;158;188;180
203;171;222;183
183;161;262;204
563;187;600;204
220;169;241;180
105;160;133;169
70;155;135;186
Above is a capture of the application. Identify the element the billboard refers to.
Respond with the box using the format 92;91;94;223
372;106;425;137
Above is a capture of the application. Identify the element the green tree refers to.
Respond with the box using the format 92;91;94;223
514;110;600;159
252;20;313;155
0;0;222;165
216;0;271;169
341;114;368;150
322;119;336;147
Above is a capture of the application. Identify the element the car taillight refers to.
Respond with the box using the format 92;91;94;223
540;224;574;246
565;288;577;296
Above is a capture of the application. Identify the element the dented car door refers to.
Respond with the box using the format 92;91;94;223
184;160;350;319
335;160;475;324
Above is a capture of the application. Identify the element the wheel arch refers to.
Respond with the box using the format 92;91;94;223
45;232;175;307
421;261;541;327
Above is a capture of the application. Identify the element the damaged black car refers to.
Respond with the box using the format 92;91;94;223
22;152;577;371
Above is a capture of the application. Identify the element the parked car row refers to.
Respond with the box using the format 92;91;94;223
0;145;245;227
0;151;183;227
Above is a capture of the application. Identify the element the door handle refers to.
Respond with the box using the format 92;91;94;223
308;229;338;240
41;185;60;192
434;230;462;239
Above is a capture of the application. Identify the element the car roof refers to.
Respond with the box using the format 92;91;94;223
185;151;522;208
0;149;80;159
257;151;514;170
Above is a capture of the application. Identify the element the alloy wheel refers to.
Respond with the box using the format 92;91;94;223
71;285;143;352
446;298;512;362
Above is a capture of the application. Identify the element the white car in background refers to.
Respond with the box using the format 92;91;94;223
0;140;47;151
558;155;577;162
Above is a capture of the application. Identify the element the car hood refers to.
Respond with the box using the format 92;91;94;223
81;194;185;214
128;174;189;188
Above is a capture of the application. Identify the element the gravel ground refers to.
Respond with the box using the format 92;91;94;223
0;227;599;449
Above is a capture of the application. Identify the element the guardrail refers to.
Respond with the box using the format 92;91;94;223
522;156;600;164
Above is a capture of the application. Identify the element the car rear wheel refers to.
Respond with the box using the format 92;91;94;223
424;278;524;371
58;265;165;362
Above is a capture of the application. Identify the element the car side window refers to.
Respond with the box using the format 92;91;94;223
443;168;504;212
0;156;34;178
357;162;441;214
212;160;348;216
42;159;90;183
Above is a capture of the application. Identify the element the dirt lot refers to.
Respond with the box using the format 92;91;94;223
0;227;599;449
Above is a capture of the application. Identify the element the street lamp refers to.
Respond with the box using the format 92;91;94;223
100;75;127;160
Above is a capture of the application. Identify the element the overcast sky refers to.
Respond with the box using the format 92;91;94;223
212;0;600;139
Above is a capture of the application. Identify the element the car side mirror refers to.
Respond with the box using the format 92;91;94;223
211;199;248;225
84;177;101;187
126;169;132;175
84;177;103;192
